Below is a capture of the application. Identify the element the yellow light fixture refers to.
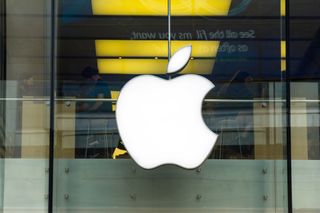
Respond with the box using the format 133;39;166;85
281;41;286;71
92;0;231;16
111;90;120;111
97;59;214;74
281;41;286;58
281;0;285;16
281;60;286;72
96;40;220;58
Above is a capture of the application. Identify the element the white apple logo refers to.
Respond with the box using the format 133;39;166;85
116;45;218;169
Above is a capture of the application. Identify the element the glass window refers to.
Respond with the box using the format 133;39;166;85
0;0;51;212
53;0;288;212
7;0;320;212
290;0;320;212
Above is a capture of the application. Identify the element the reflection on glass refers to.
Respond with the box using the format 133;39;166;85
208;71;257;159
54;0;289;212
7;0;320;212
171;0;284;161
57;0;166;160
290;1;320;212
75;67;114;158
58;1;285;160
0;0;50;212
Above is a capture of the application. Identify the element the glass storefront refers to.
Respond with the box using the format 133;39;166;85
0;0;319;212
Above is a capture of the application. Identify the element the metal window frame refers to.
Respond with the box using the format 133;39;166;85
285;0;293;212
48;0;56;212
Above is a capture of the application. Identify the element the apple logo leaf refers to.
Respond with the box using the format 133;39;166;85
167;45;192;74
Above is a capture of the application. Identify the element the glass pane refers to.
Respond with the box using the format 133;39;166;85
171;0;288;212
0;0;51;212
290;0;320;212
54;0;288;212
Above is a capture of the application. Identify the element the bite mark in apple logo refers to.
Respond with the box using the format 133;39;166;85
116;45;218;169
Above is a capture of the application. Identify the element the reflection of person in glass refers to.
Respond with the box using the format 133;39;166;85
215;70;256;159
75;66;112;158
77;66;112;113
19;75;45;97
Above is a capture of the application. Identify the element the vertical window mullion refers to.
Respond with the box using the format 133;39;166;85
48;0;56;212
285;0;293;212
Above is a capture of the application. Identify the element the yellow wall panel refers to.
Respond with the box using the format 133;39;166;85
96;40;219;58
97;59;214;74
92;0;231;16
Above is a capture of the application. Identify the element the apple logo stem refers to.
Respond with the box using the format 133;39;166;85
116;45;218;169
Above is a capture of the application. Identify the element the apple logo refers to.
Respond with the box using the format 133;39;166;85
116;45;218;169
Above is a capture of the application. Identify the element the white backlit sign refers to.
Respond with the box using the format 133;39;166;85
116;46;218;169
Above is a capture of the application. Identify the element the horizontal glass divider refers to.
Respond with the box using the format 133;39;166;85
16;13;320;19
0;98;51;101
1;98;320;103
